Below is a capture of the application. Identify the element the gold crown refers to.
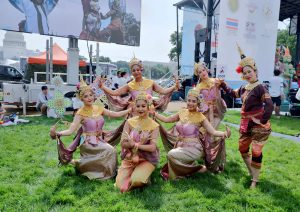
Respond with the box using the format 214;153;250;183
187;89;199;98
135;92;148;102
129;56;143;70
77;75;93;99
237;44;256;70
194;62;208;76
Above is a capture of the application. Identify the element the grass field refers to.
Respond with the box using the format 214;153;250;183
0;115;300;211
224;110;300;136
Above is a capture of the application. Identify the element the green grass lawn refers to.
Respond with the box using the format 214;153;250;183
1;115;300;211
224;110;300;136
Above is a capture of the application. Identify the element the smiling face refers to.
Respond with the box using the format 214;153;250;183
81;89;95;106
197;67;209;80
187;95;198;111
242;66;257;83
131;64;143;80
135;99;148;117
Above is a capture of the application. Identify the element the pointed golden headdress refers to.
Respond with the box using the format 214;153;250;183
187;89;199;98
194;62;208;76
129;55;143;70
236;44;256;73
76;75;93;99
135;92;153;107
187;89;202;104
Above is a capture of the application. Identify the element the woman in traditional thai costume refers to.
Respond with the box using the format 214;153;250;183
194;62;228;172
224;45;274;188
98;56;179;112
154;89;230;180
50;79;131;180
115;92;160;192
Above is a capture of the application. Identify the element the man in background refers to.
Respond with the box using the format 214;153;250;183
36;85;52;115
269;69;284;118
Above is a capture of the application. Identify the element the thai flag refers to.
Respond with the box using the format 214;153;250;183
226;18;238;30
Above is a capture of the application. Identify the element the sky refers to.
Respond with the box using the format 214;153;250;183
0;0;290;63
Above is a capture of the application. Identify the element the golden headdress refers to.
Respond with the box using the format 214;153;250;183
135;92;154;107
188;88;199;98
236;44;256;74
129;55;143;70
187;89;203;104
194;62;208;76
76;75;94;99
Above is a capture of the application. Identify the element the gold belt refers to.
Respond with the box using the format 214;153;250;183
82;131;102;136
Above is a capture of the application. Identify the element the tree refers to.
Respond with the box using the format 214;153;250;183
113;60;130;72
277;28;296;62
92;56;111;63
168;30;182;62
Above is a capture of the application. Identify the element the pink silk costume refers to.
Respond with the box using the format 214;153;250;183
194;78;227;171
56;105;123;180
104;78;173;112
115;116;159;192
160;109;226;179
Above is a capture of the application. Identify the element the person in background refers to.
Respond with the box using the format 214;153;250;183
113;71;122;89
36;85;52;115
119;71;128;87
269;69;284;118
0;103;6;121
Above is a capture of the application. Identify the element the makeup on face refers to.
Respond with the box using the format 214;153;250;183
135;100;148;117
131;65;142;79
187;96;198;111
242;66;257;82
198;68;209;80
82;90;95;106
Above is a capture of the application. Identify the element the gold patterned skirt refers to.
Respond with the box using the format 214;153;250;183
161;141;205;180
75;141;117;180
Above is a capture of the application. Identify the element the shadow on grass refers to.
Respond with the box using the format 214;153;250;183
124;168;164;210
259;180;300;211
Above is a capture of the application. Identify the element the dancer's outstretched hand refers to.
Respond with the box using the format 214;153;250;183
95;76;106;89
50;126;57;140
225;126;231;139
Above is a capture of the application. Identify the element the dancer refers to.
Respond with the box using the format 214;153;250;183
50;79;131;180
155;89;230;180
115;92;159;192
98;56;179;112
194;62;228;171
225;45;274;188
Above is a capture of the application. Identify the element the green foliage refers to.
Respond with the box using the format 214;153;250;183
92;56;111;63
113;60;130;72
141;64;171;79
168;30;182;62
0;115;300;210
277;29;297;62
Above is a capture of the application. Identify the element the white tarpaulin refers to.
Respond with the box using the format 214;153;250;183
216;0;280;81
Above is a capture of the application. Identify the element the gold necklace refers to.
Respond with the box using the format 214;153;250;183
245;81;260;91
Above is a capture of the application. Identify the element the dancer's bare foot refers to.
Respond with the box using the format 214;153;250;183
198;165;207;173
250;180;257;189
69;159;78;166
